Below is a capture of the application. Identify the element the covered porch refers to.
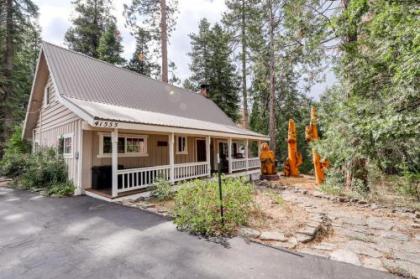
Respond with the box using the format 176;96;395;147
82;125;264;199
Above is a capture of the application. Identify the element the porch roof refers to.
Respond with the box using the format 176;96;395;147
67;97;268;139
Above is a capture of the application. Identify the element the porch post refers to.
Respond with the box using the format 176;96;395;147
206;136;211;177
258;140;262;156
169;133;175;183
245;139;249;170
111;128;118;198
228;138;232;174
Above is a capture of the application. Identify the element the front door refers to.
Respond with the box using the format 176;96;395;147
218;141;229;172
196;139;206;162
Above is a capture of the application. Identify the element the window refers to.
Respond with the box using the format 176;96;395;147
58;133;73;157
126;137;146;154
176;136;187;154
98;134;148;157
44;86;51;106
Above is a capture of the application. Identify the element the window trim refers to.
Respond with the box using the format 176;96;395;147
44;86;51;107
98;133;148;158
57;133;73;158
176;135;188;155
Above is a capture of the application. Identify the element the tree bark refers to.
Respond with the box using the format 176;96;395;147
268;0;276;154
241;0;249;128
1;0;14;148
160;0;168;83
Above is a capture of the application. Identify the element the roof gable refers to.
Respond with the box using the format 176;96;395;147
42;42;235;127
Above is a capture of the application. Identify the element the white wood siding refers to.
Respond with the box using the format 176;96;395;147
33;76;81;185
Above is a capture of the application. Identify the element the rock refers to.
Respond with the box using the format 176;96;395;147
313;191;324;198
300;248;329;257
358;200;367;205
350;198;359;203
239;227;261;239
260;231;287;242
296;233;314;243
312;242;336;251
367;217;394;230
415;211;420;219
338;197;348;203
380;231;410;241
330;249;361;266
297;225;319;236
288;237;298;245
370;203;378;210
415;234;420;241
394;251;420;265
383;259;420;279
362;257;386;272
272;241;296;250
345;240;383;258
412;223;420;229
341;217;366;226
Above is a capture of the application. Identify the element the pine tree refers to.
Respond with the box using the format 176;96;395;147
223;0;259;128
124;0;178;83
126;28;160;77
97;20;125;65
65;0;112;58
186;20;240;122
186;18;211;90
0;0;40;155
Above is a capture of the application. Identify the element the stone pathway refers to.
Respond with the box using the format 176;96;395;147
244;184;420;278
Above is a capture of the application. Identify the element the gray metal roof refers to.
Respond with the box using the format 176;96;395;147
42;42;267;138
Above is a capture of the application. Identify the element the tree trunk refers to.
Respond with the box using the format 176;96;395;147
1;0;14;150
268;0;276;155
160;0;168;83
241;0;249;128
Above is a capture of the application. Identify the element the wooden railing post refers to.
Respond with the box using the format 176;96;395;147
228;138;233;174
206;136;211;177
169;133;175;183
245;139;249;170
111;128;118;198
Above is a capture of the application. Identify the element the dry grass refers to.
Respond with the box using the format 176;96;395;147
247;189;309;236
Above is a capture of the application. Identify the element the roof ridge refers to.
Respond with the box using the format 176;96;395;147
41;41;207;99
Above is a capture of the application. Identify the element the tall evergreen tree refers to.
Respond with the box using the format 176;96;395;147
65;0;112;58
223;0;259;128
97;20;125;65
185;18;211;89
126;27;160;77
0;0;40;155
124;0;178;83
186;20;240;122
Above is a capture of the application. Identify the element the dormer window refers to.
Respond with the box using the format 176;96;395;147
44;86;51;106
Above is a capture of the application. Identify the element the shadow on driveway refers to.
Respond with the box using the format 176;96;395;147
0;187;398;279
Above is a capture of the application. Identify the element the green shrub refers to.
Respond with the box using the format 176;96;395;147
0;125;31;178
47;181;75;197
320;170;344;196
174;176;254;236
19;148;68;190
152;178;173;200
396;169;420;201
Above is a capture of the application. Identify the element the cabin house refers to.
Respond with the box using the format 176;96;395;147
22;42;269;199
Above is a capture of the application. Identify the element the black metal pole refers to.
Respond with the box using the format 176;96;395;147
217;155;224;226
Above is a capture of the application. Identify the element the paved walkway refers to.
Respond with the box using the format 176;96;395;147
0;187;397;279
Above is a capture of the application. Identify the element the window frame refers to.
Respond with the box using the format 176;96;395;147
176;135;188;155
98;133;148;158
44;86;51;107
57;133;73;158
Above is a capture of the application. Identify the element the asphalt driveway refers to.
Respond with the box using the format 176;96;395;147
0;186;397;279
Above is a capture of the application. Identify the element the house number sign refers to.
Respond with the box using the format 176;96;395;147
94;121;119;128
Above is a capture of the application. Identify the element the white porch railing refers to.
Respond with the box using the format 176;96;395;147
248;157;261;169
231;157;260;172
231;158;247;172
174;162;209;181
117;165;171;193
116;162;209;193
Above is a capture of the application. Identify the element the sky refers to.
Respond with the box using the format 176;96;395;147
34;0;333;100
